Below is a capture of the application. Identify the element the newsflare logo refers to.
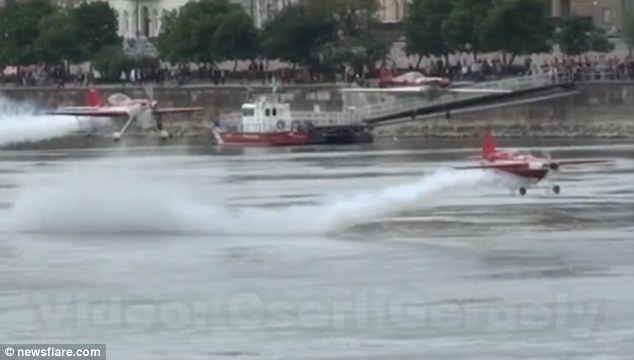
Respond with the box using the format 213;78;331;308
1;344;106;359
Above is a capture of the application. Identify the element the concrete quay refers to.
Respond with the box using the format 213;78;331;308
2;78;634;139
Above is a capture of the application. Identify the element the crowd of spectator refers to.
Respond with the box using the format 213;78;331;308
407;55;634;83
528;56;634;81
5;55;634;87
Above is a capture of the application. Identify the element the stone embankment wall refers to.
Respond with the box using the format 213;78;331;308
375;83;634;138
2;82;634;138
0;84;344;136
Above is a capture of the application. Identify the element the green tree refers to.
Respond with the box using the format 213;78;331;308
156;5;198;63
404;0;454;67
305;0;388;74
555;16;593;55
160;9;178;34
442;0;493;59
92;45;132;82
304;0;377;38
555;16;613;55
92;45;158;82
71;2;121;57
480;0;552;65
157;0;257;64
589;30;614;53
35;10;88;65
213;11;260;67
261;5;334;67
0;0;55;65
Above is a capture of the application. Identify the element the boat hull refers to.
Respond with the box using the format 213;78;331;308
213;130;311;146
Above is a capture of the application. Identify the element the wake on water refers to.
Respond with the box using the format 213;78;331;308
2;161;497;236
0;96;82;146
0;96;501;235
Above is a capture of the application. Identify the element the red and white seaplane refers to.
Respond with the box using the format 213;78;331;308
46;86;203;140
456;130;612;196
341;68;511;95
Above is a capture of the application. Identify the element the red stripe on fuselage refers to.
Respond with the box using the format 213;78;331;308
491;163;549;180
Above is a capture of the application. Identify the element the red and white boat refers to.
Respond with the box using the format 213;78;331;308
212;95;311;146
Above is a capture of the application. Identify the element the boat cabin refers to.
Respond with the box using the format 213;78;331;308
240;96;295;133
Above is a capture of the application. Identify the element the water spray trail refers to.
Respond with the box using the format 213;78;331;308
4;166;494;236
314;169;491;232
0;97;80;146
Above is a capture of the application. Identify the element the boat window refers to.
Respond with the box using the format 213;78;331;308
272;108;277;116
265;109;270;117
242;108;254;117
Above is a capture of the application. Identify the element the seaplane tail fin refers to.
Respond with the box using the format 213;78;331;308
482;129;497;159
378;67;393;87
85;88;103;107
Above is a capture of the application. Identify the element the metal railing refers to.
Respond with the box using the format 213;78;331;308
349;72;567;122
219;112;242;124
291;111;349;126
572;68;634;82
218;72;571;127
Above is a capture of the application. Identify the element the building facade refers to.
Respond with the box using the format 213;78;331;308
249;0;298;29
46;0;183;38
377;0;408;23
18;0;411;38
44;0;298;39
110;0;186;39
550;0;634;33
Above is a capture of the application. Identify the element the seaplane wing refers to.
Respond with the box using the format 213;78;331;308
455;161;528;170
455;158;610;171
552;159;612;166
46;107;131;117
154;107;204;115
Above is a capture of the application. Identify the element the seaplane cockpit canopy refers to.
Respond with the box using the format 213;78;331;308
107;93;132;106
509;149;534;159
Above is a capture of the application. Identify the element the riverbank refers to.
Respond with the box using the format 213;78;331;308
374;81;634;139
2;81;634;139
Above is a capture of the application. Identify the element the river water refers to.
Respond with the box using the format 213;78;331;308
0;137;633;359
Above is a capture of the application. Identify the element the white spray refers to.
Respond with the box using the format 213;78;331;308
0;96;81;146
4;163;494;236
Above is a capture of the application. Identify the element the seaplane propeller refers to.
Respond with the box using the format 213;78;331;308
242;84;255;100
539;149;561;195
112;85;166;141
272;80;280;94
541;149;560;171
141;84;169;139
270;78;285;103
